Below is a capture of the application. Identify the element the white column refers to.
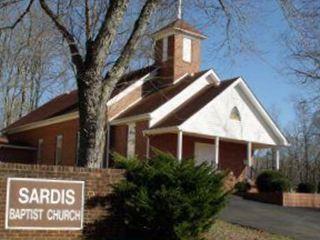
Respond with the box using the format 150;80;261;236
146;136;150;159
247;142;252;167
177;130;183;161
215;137;220;167
275;148;280;170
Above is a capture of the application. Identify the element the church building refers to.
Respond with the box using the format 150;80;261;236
0;19;288;179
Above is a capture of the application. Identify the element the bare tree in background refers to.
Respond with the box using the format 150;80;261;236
0;4;72;128
281;100;320;185
0;0;255;167
279;0;320;101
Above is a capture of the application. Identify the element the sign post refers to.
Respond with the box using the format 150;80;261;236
5;178;85;230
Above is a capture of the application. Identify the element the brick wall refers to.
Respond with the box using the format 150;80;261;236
109;125;128;162
7;119;79;166
155;34;201;86
108;86;144;119
0;163;124;240
283;193;320;208
219;141;246;179
150;133;177;157
135;121;149;159
244;192;320;208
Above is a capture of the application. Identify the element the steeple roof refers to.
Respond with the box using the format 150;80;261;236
152;19;207;39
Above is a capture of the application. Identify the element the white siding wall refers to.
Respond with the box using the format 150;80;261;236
181;83;279;145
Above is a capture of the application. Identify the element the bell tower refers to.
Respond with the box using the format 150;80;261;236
152;19;206;86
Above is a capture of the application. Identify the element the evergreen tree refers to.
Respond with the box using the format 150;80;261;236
110;152;228;240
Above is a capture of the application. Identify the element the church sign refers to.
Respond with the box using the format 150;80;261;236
5;178;84;230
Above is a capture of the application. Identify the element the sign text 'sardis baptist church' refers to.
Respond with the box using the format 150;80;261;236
5;178;84;230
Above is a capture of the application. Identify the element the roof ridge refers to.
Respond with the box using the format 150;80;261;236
152;19;206;38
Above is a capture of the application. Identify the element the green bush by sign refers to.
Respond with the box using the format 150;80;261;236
110;152;228;240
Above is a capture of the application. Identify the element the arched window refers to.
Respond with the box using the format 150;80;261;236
230;107;241;121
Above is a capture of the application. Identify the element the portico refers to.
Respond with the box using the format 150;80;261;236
145;124;284;180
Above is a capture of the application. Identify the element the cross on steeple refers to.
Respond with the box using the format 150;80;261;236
177;0;182;19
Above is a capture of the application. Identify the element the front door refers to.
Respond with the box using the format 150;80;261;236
194;142;215;166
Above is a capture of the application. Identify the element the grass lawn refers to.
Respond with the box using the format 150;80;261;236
206;220;292;240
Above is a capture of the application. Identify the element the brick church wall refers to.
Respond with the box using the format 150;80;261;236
7;119;79;166
219;141;247;178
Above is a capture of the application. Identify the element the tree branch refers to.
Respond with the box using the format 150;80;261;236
106;0;161;82
85;0;91;41
88;0;129;69
39;0;84;70
0;0;34;31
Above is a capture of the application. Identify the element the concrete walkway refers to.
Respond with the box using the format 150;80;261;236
219;195;320;240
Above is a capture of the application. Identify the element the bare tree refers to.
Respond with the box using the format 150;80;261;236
0;6;71;128
281;100;320;185
278;0;320;101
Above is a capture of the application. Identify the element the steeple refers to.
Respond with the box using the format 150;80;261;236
177;0;182;19
152;9;206;86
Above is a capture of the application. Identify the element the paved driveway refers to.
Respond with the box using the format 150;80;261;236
219;195;320;240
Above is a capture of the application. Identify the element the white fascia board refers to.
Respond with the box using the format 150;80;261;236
143;126;179;135
152;29;207;41
206;69;221;86
149;69;220;127
173;73;189;84
181;129;278;147
4;111;79;134
107;70;156;107
0;144;37;150
236;78;289;146
110;113;150;125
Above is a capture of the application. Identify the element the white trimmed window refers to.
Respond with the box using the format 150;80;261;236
55;135;63;165
162;37;168;62
127;123;136;157
230;107;241;121
37;139;43;164
183;37;192;62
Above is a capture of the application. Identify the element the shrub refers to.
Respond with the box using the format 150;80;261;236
270;178;291;192
234;181;251;193
256;170;290;193
297;183;316;193
111;152;228;240
318;182;320;193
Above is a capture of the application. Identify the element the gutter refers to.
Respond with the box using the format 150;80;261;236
0;144;37;151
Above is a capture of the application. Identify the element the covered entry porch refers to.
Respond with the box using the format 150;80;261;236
145;128;280;179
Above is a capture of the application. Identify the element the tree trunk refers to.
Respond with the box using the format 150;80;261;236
77;68;112;168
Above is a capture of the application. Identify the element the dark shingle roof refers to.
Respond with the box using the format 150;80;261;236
4;66;155;131
4;90;78;131
115;70;209;119
152;78;239;128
